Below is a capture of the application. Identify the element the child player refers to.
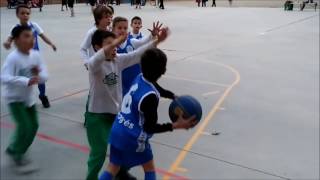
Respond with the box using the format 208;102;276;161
3;5;56;108
1;25;48;174
129;16;143;40
85;24;165;180
99;48;197;180
80;5;113;69
80;5;113;128
112;17;161;96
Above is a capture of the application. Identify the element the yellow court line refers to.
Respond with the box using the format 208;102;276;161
176;167;188;173
162;61;240;180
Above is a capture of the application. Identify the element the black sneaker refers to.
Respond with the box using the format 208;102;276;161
116;168;137;180
39;95;50;108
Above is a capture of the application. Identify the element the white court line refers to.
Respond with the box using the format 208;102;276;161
164;75;229;88
160;98;170;103
202;90;220;97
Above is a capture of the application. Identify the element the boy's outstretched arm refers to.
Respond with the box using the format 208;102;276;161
88;34;127;73
141;94;173;134
3;37;13;50
80;31;93;66
39;34;57;51
141;93;196;134
153;82;175;99
131;21;163;48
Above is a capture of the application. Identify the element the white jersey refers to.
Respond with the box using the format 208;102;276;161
1;49;48;107
118;33;152;53
80;26;98;64
87;41;155;114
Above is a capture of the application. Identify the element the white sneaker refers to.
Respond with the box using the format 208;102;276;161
15;161;39;175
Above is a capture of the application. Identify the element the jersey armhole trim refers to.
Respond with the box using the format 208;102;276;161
138;92;157;113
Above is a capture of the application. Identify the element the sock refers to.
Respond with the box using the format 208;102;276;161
144;171;156;180
38;83;46;97
99;171;113;180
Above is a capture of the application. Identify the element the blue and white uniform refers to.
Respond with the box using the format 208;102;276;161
13;22;44;51
117;38;140;97
109;74;159;167
128;32;143;40
117;34;152;97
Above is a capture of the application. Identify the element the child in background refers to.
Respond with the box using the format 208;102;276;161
1;25;48;174
89;0;97;12
112;17;160;96
202;0;207;7
135;0;141;9
99;47;197;180
80;5;113;128
80;5;113;69
129;16;143;40
67;0;75;17
61;0;68;11
3;5;56;108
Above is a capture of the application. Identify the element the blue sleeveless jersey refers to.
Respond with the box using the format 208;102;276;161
110;74;160;152
15;23;40;51
128;32;143;40
117;37;142;97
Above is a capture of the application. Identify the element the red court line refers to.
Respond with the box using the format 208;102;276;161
0;121;189;180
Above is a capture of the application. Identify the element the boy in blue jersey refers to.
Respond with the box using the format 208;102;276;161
129;16;143;40
3;5;56;108
99;47;197;180
112;17;161;96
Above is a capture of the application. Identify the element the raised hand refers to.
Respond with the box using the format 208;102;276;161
148;21;163;37
51;44;57;51
114;33;128;47
3;41;11;50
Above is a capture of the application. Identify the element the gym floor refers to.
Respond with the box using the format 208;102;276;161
1;2;319;180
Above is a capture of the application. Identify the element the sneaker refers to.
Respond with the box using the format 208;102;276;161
15;162;39;174
5;149;38;174
39;95;50;108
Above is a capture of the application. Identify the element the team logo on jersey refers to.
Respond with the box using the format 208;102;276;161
103;72;118;86
18;68;32;78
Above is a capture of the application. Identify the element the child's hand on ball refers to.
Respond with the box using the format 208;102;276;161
173;114;197;130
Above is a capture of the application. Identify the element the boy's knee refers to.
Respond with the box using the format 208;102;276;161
32;122;39;133
89;149;107;164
